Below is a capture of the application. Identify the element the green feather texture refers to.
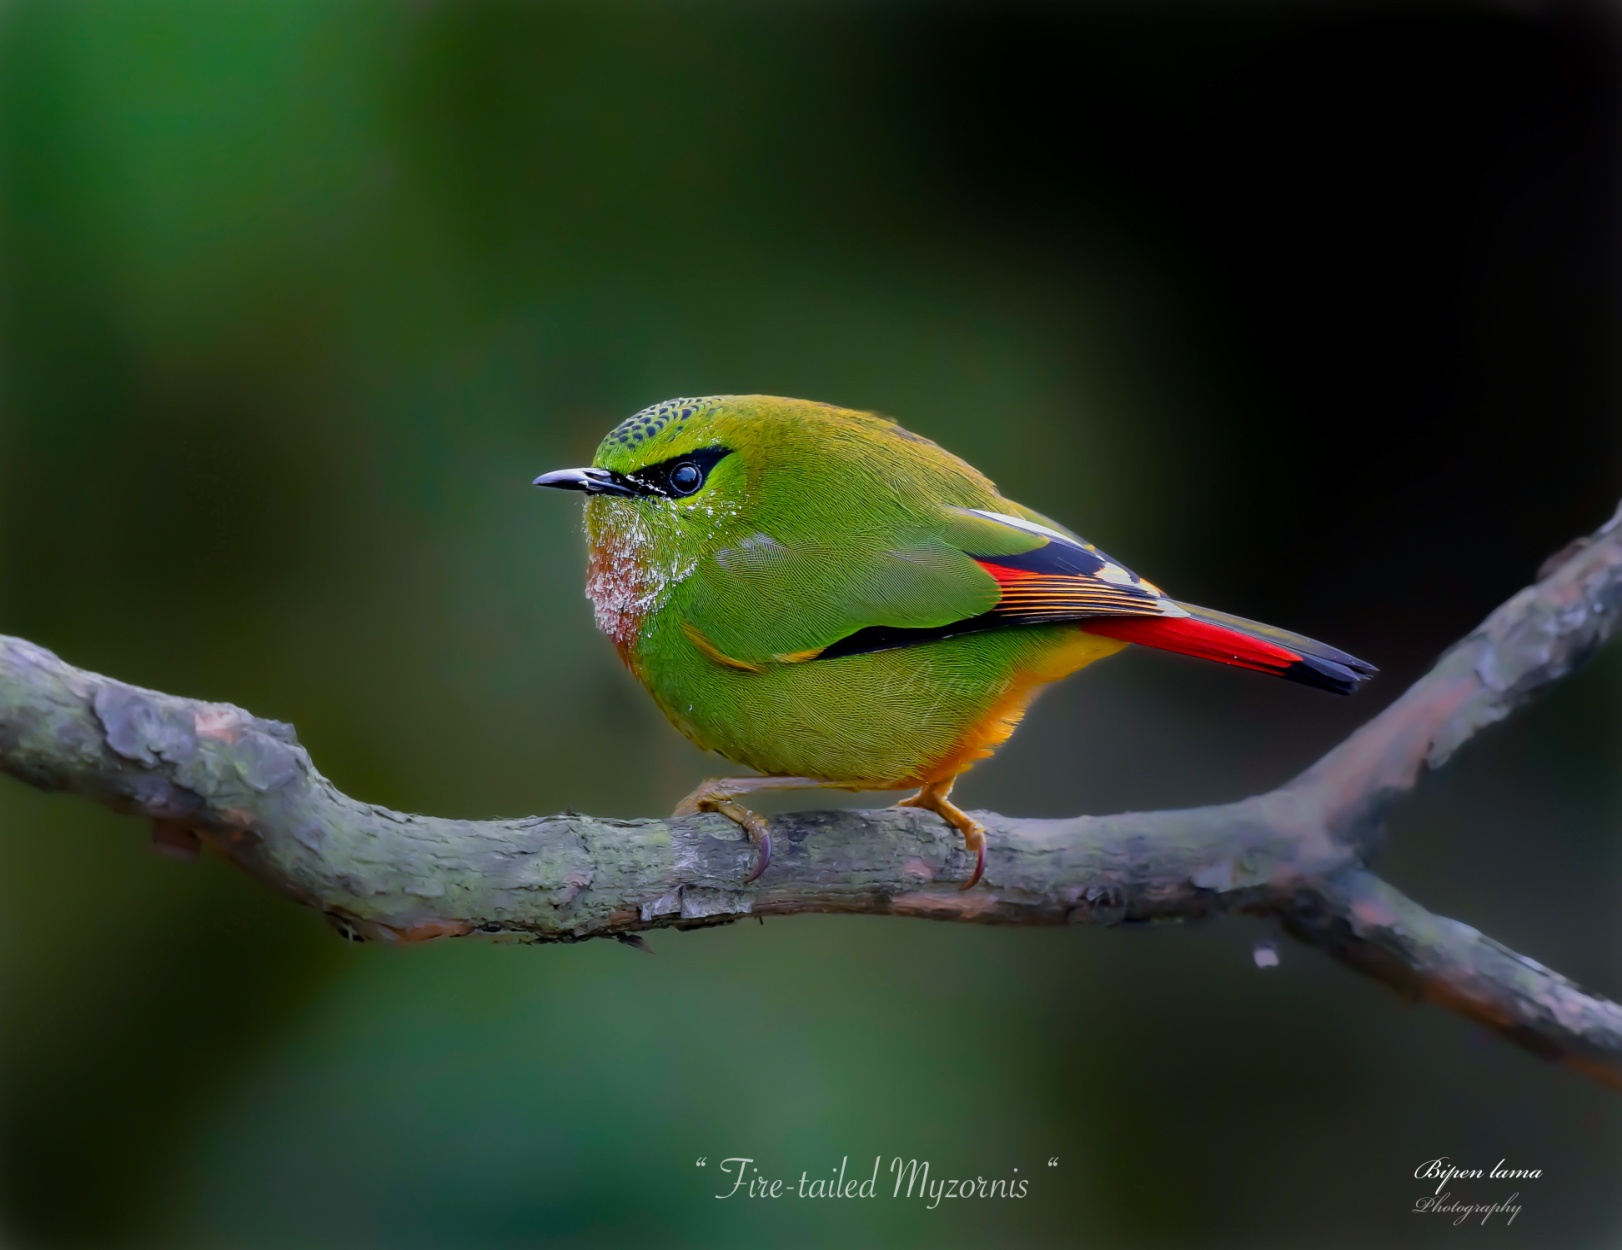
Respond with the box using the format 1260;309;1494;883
688;538;1000;663
575;395;1122;785
566;394;1369;788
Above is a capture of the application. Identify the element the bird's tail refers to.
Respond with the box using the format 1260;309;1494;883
1081;603;1376;695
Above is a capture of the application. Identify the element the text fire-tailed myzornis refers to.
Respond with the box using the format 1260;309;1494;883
536;395;1374;889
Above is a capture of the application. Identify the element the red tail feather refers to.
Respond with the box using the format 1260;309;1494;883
1081;615;1300;677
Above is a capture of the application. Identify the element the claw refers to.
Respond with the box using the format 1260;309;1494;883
959;840;985;891
900;779;987;890
673;776;835;887
683;791;774;885
743;827;771;884
715;800;771;884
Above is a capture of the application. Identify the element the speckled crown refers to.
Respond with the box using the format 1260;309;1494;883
603;397;715;449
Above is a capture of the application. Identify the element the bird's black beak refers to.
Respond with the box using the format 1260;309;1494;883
532;467;643;497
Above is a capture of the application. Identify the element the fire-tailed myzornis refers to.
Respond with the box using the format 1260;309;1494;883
535;395;1374;889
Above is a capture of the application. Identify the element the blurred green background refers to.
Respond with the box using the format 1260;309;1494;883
2;1;1620;1246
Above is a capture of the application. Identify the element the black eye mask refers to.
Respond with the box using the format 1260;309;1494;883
627;446;734;498
533;446;732;499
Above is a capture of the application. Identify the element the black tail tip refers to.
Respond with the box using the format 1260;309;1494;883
1284;652;1378;696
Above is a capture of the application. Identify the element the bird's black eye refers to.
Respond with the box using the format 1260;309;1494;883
628;445;732;498
668;462;703;495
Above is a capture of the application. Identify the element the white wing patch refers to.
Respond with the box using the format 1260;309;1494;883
963;508;1074;545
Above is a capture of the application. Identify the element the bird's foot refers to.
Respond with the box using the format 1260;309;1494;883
674;781;772;883
898;781;986;890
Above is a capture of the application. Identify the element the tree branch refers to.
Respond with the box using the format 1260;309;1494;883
2;501;1619;1085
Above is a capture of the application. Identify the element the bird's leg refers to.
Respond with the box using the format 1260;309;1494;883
673;776;840;885
897;778;986;890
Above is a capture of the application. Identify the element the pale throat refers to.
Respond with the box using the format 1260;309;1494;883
583;498;705;651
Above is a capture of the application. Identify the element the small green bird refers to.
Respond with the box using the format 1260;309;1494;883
536;395;1373;888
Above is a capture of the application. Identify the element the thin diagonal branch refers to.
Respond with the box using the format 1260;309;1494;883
1;501;1619;1085
1292;498;1622;854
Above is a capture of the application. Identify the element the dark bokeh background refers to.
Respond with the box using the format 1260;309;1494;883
2;2;1620;1246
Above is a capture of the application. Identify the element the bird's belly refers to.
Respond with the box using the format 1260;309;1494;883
634;623;1125;787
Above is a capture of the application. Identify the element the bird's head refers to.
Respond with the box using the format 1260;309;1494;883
535;393;969;517
532;396;778;647
534;395;990;648
536;396;745;510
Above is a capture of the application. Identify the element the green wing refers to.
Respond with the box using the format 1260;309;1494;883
680;515;1041;665
679;505;1171;668
680;535;998;665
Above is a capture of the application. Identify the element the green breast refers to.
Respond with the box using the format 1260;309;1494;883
580;395;1122;784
